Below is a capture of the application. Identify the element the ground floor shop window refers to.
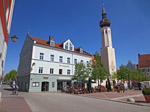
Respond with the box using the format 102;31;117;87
32;82;39;87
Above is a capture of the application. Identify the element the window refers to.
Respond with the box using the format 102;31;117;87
39;67;43;73
74;59;77;64
59;56;63;63
32;82;39;87
50;40;55;47
65;43;68;50
67;70;70;75
67;58;70;64
81;60;83;63
52;82;55;88
50;68;54;74
70;43;73;51
87;61;89;66
51;55;54;62
40;53;44;60
59;69;63;74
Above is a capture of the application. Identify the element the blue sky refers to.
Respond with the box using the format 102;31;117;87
5;0;150;74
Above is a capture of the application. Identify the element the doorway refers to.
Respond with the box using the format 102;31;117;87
41;82;49;91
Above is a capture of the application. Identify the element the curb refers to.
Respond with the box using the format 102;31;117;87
80;95;150;107
60;92;150;107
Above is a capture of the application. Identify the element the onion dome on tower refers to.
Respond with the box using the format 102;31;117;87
99;3;111;27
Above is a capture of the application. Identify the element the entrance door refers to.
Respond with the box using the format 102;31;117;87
41;82;49;91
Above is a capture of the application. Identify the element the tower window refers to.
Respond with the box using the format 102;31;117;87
105;30;107;34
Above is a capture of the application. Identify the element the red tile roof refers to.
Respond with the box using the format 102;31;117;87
138;54;150;68
30;36;92;56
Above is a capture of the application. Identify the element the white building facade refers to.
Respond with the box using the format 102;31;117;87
17;34;92;92
0;0;15;98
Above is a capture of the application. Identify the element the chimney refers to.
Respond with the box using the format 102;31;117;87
49;36;53;41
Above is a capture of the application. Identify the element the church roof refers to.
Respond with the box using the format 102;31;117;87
138;54;150;68
30;36;92;56
99;3;111;27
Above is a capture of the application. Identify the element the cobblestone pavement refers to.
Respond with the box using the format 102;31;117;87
79;90;150;106
1;85;150;112
0;85;32;112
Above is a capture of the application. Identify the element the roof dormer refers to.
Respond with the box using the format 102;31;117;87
76;47;83;53
49;36;55;47
63;39;74;51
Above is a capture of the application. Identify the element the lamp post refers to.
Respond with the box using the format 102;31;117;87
1;35;18;83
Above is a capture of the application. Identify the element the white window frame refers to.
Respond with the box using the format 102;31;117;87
50;68;54;74
59;56;63;63
59;69;63;74
39;67;43;73
74;59;77;64
50;40;55;47
67;57;70;64
40;53;44;60
51;55;54;62
65;43;68;50
70;43;73;51
32;82;39;87
67;70;70;75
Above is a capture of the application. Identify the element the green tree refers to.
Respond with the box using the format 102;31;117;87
3;70;17;82
72;63;88;81
91;51;108;86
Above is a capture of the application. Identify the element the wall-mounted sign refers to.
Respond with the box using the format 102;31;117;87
43;77;48;79
59;64;69;68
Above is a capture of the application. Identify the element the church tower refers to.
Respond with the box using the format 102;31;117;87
100;3;116;76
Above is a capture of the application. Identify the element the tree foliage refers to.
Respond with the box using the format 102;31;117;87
72;63;89;81
113;64;149;81
3;70;17;82
91;51;108;85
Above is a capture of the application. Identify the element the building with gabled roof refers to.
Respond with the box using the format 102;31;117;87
17;33;92;92
138;54;150;77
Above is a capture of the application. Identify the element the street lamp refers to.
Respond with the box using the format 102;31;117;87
11;35;18;42
1;35;18;83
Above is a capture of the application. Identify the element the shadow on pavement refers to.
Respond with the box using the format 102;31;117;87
3;88;13;91
135;101;148;103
